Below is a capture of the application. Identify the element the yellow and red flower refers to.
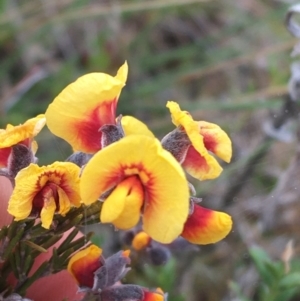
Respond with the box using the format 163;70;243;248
7;162;81;228
181;204;232;244
0;115;46;167
68;244;103;288
45;63;128;153
80;135;190;244
164;101;232;181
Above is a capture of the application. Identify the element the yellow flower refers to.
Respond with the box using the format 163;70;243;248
7;162;81;228
181;204;232;244
45;63;128;153
68;244;103;288
80;135;190;244
0;115;46;167
165;101;232;180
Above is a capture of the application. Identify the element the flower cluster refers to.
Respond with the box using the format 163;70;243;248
0;62;233;300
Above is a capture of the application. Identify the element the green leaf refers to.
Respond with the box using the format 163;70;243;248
56;214;83;234
22;254;34;277
249;246;275;286
24;240;47;253
2;227;24;261
264;261;283;280
279;272;300;289
9;251;19;279
56;228;79;254
0;225;8;242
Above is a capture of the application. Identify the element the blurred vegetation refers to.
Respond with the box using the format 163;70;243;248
230;245;300;301
1;0;300;300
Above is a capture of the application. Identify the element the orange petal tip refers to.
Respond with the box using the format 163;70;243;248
122;250;131;258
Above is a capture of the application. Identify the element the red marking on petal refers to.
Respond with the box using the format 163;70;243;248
121;163;154;200
0;147;11;167
183;205;213;235
73;99;117;153
36;170;63;189
121;162;146;172
182;204;232;244
202;133;217;153
100;168;126;193
32;183;59;215
72;257;102;288
182;146;210;172
20;138;31;148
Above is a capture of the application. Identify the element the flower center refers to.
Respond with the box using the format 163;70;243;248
32;182;59;215
100;175;144;229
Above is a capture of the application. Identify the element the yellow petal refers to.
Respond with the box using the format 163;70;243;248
80;135;189;243
166;101;188;128
116;61;128;83
51;162;81;207
8;163;42;220
0;115;46;148
111;176;144;229
198;121;232;163
121;116;155;138
40;196;56;229
181;205;232;244
57;187;71;215
31;140;38;155
45;63;128;153
100;184;127;223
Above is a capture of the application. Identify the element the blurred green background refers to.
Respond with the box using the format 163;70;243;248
2;0;300;300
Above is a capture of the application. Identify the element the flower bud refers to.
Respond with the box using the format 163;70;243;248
147;246;170;266
132;231;151;251
8;144;35;178
67;244;103;288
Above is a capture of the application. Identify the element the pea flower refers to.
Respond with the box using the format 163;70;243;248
0;115;46;177
80;135;190;244
181;203;232;244
7;162;81;228
45;63;128;153
162;101;232;180
68;245;165;300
